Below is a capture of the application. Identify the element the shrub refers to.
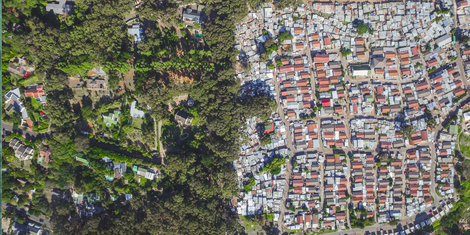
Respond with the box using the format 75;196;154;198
261;157;286;175
243;176;256;193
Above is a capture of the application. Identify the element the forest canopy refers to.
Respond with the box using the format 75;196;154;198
2;0;275;234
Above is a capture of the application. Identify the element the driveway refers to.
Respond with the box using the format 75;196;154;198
2;123;52;141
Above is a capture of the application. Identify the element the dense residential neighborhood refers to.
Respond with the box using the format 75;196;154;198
233;0;470;234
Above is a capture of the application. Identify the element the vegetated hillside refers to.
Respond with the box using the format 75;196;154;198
2;0;278;234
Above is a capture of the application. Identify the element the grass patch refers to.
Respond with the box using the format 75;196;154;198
460;134;470;159
33;112;40;121
37;122;49;132
132;118;143;130
239;215;257;229
265;213;274;221
30;97;43;111
18;75;39;86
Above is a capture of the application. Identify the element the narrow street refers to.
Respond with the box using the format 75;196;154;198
273;62;297;231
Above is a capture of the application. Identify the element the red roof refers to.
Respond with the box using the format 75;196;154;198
314;54;329;63
399;51;410;58
401;68;411;75
324;132;334;139
294;28;303;34
388;69;399;76
336;124;345;132
318;77;329;85
335;106;343;113
455;87;466;97
416;82;428;91
412;47;419;56
279;65;294;73
433;75;443;83
337;91;345;98
421;131;428;141
428;58;438;67
376;95;386;103
404;87;413;94
297;79;308;87
312;40;321;48
377;86;384;95
294;64;304;71
24;85;45;99
321;99;330;107
408;100;419;108
319;85;330;92
333;69;342;76
336;212;346;220
385;52;396;58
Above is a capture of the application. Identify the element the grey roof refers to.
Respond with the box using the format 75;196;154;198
371;47;384;55
46;0;74;15
5;88;27;114
39;95;47;104
130;101;145;118
128;24;145;43
183;8;202;23
435;34;452;47
5;88;21;102
371;57;386;69
86;79;106;90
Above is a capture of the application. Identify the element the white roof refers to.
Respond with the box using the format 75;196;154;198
130;101;146;118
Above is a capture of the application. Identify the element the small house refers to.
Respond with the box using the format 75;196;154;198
182;8;203;24
175;111;193;126
102;110;121;127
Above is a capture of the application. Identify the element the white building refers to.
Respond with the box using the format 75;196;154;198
351;66;371;76
435;34;452;48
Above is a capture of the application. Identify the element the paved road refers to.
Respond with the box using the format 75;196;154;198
2;202;51;228
327;211;431;235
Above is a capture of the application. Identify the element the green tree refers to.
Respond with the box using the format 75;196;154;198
260;134;271;145
400;125;415;139
2;146;16;162
357;23;369;35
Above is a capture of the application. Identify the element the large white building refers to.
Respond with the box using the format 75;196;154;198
435;34;452;48
351;66;371;76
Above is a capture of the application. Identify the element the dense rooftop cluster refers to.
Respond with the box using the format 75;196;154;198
233;0;470;233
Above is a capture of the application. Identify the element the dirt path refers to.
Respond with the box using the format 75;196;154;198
272;54;296;232
157;120;165;165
